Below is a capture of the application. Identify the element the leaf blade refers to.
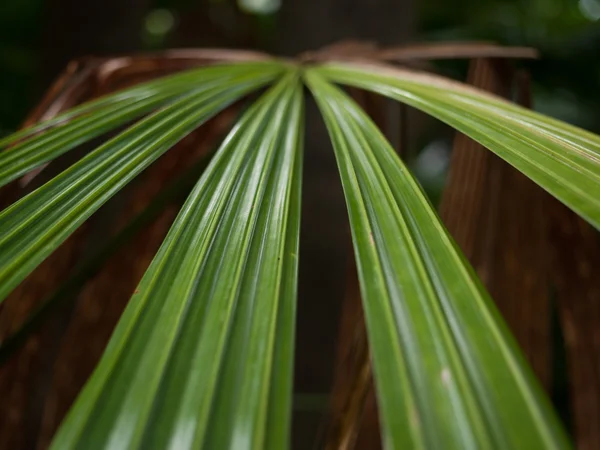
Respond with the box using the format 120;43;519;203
0;62;285;187
0;64;283;302
314;61;600;229
306;70;571;450
49;71;304;450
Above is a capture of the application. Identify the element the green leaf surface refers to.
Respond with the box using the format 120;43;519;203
50;72;303;450
0;139;217;365
305;70;570;450
0;62;284;187
315;61;600;229
0;63;284;302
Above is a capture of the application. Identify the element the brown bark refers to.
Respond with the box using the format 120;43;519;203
548;202;600;450
0;230;87;450
439;59;511;267
439;59;551;389
323;253;376;450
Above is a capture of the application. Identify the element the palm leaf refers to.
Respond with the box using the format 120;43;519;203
49;72;303;449
314;61;600;230
0;61;275;148
0;62;285;302
0;140;218;364
0;62;283;187
2;51;597;450
305;70;570;450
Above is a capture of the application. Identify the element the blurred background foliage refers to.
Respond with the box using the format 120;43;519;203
0;0;42;135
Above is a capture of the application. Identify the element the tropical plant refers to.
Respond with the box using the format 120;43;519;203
1;45;598;449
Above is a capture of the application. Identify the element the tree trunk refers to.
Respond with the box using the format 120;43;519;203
439;60;551;390
548;202;600;450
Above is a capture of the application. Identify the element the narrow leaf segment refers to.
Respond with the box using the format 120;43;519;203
0;62;284;187
306;70;571;450
0;63;284;302
50;72;303;450
316;61;600;230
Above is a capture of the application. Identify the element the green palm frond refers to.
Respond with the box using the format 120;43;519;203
315;61;600;230
306;71;568;450
50;72;303;450
1;51;596;449
0;61;285;300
